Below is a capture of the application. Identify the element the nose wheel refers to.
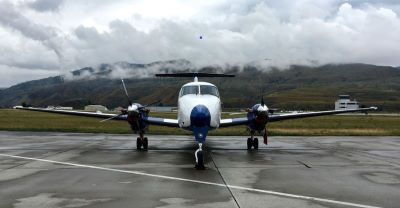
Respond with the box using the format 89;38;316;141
195;143;205;170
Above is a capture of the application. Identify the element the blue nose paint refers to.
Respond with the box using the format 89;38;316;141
190;105;211;143
190;105;211;127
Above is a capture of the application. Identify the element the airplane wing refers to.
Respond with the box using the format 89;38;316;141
15;107;126;120
143;117;179;127
220;117;250;127
219;107;377;127
268;107;377;122
15;106;179;127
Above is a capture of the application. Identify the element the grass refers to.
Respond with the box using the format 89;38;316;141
0;109;399;136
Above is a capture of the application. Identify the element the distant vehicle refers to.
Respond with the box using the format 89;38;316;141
16;73;377;169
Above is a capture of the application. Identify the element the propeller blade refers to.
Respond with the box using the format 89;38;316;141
100;114;122;123
121;79;132;106
261;97;265;106
140;100;162;109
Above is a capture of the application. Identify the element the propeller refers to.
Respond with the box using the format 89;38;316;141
121;79;132;106
138;100;161;110
121;79;161;110
100;114;124;122
257;97;268;113
261;96;279;114
99;79;131;123
99;79;161;123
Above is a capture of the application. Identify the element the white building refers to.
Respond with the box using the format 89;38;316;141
84;105;108;112
335;95;359;110
47;106;73;110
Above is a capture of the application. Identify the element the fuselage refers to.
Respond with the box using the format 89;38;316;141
177;80;221;142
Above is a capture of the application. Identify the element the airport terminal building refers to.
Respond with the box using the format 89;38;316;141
335;95;359;110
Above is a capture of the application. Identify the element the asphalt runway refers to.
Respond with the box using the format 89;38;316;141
0;131;399;208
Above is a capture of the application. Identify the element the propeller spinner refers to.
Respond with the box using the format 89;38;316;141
257;97;269;113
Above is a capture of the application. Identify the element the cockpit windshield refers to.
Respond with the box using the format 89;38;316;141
200;85;219;97
180;86;199;97
179;85;219;97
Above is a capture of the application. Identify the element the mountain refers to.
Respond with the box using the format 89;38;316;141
1;61;400;111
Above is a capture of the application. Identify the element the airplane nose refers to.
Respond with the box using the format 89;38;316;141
190;105;211;127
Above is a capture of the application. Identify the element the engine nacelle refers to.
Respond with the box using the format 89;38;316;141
247;104;269;132
126;103;149;133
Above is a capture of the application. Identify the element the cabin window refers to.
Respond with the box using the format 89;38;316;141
200;85;219;97
180;86;199;97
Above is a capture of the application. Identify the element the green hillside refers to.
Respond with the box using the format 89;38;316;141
1;62;399;111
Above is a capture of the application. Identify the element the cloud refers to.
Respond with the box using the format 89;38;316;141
65;2;400;68
0;1;63;68
28;0;64;12
0;65;59;88
65;59;194;81
0;0;400;87
0;1;56;40
0;27;59;70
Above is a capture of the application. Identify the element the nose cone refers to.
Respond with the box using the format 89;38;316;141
190;105;211;127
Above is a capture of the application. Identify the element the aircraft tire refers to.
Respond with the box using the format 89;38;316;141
136;137;142;150
253;138;259;150
247;138;252;150
143;137;148;150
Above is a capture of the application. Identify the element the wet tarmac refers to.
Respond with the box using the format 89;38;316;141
0;131;399;208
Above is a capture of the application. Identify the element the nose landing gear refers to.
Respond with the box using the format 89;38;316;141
195;143;205;170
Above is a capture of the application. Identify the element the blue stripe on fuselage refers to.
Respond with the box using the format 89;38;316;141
190;105;211;143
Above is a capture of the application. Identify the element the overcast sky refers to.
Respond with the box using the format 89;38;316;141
1;0;400;87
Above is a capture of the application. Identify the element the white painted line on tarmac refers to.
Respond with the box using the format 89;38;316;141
0;153;381;208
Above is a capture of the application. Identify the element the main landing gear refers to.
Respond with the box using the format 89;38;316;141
195;143;205;170
136;132;148;150
247;131;259;150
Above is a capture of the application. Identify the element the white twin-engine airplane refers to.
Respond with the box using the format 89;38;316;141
16;73;377;169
